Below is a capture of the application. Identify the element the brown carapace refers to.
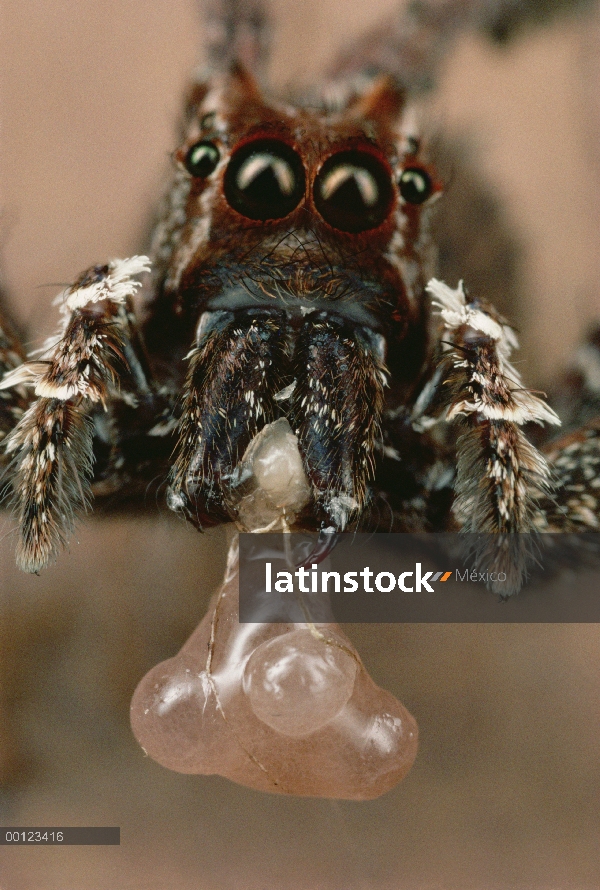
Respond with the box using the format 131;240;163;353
0;0;599;592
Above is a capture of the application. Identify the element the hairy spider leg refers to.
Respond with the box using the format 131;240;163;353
534;327;600;532
201;0;271;84
0;258;152;572
536;418;600;533
0;300;29;455
427;280;559;536
425;280;560;592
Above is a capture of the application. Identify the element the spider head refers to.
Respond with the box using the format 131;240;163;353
155;64;440;386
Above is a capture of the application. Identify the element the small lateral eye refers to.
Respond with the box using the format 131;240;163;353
224;139;305;221
399;167;433;204
184;141;220;177
314;150;393;233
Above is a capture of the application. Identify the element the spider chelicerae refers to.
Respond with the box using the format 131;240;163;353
0;0;599;594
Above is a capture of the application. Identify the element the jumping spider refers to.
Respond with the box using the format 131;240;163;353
1;0;599;593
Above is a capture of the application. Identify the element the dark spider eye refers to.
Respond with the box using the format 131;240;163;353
224;139;305;221
184;141;220;177
399;167;433;204
314;150;393;233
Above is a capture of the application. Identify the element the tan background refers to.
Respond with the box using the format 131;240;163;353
1;1;600;889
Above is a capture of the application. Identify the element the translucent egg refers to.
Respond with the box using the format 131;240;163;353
243;628;357;737
234;419;311;530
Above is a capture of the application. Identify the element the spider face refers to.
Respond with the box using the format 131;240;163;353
146;66;443;532
161;68;440;332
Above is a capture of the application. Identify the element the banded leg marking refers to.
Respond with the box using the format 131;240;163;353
0;257;150;571
428;278;560;593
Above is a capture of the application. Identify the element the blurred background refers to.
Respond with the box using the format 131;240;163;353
0;0;599;887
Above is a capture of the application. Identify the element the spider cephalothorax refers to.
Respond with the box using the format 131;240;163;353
0;0;599;594
148;65;443;534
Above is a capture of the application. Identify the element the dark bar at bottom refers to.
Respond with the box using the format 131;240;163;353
0;828;120;845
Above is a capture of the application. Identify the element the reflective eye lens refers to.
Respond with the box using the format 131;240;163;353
399;167;433;204
184;141;220;177
224;139;305;221
314;150;393;233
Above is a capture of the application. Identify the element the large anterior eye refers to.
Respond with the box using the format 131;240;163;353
224;140;305;221
314;150;393;233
